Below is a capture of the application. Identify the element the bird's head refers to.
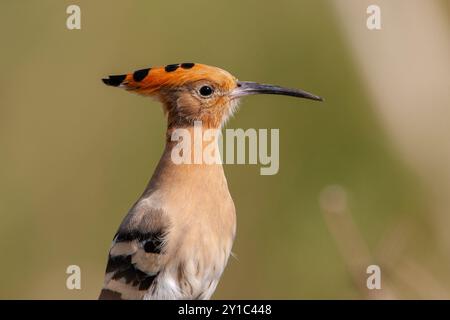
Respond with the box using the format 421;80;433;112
103;63;322;129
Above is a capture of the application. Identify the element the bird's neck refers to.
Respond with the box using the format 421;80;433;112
143;125;226;197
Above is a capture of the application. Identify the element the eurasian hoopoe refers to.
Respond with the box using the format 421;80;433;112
99;63;322;300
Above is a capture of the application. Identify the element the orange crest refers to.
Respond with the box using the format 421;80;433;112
102;63;238;95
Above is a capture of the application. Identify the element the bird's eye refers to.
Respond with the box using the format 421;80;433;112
199;86;214;97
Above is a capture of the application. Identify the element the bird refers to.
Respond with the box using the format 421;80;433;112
98;63;322;300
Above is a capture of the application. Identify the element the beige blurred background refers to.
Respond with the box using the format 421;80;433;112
0;0;448;299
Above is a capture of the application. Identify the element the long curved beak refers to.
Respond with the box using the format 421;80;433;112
232;81;323;101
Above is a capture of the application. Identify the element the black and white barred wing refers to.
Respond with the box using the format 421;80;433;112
99;207;168;300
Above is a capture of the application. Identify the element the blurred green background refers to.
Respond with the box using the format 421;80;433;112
0;0;449;299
